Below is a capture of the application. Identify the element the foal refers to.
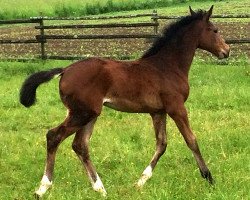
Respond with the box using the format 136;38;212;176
20;6;229;197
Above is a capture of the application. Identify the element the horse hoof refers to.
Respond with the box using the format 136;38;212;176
34;192;41;199
200;169;214;185
207;175;215;185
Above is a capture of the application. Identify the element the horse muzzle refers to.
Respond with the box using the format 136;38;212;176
218;45;230;59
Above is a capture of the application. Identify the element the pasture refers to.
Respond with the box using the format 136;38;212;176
0;0;249;199
1;0;250;20
0;56;249;199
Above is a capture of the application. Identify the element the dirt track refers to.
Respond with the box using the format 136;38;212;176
0;20;249;60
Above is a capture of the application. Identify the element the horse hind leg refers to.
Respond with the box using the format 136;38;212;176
35;110;98;198
72;117;107;197
137;113;167;188
35;118;78;198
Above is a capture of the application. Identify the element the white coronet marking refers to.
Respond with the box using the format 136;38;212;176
91;173;107;197
35;175;52;197
136;165;153;188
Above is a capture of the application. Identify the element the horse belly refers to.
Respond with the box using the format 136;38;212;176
103;97;163;113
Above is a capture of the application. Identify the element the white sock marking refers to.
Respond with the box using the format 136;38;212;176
137;165;153;188
91;173;107;197
35;175;52;197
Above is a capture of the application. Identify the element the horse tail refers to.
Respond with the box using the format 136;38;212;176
20;68;64;107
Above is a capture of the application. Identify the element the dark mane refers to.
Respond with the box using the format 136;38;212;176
142;10;206;58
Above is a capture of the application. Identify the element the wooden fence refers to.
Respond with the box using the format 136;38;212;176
0;11;249;60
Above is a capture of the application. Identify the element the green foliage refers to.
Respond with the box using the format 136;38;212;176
0;57;249;199
1;0;247;20
54;4;78;17
172;0;187;3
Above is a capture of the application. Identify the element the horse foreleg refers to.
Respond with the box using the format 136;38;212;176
72;118;107;197
136;113;167;188
169;105;213;184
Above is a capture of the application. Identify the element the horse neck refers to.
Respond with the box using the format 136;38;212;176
147;23;201;76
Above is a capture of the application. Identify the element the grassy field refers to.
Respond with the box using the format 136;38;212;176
0;1;249;199
0;56;249;199
1;0;250;19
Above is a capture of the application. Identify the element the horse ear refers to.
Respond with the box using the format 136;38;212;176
189;6;195;16
205;5;214;21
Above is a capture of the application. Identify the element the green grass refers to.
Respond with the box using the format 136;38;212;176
0;1;249;199
1;0;250;20
0;56;249;199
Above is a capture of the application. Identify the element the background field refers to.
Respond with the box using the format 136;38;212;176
0;3;249;60
0;57;249;200
0;0;250;199
0;0;250;20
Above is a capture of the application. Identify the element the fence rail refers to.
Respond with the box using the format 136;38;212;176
30;13;155;21
35;22;159;30
36;34;158;40
0;19;40;24
0;39;39;44
226;39;250;44
155;14;250;20
0;11;249;61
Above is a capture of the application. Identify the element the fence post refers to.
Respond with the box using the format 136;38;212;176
152;10;158;35
38;16;46;60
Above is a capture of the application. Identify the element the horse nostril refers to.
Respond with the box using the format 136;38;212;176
223;51;229;58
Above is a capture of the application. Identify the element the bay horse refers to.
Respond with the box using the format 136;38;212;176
20;6;229;198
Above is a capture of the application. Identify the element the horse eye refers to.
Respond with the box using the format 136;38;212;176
214;29;218;33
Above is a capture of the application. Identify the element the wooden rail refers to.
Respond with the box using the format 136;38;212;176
0;18;40;24
154;14;250;20
35;22;159;30
36;34;157;40
226;39;250;44
0;11;249;61
0;39;39;44
31;13;155;21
